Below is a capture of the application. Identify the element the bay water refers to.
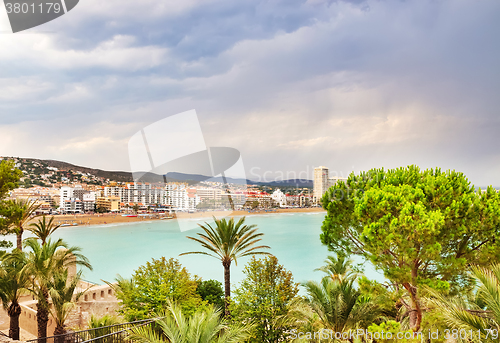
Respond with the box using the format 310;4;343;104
6;212;384;289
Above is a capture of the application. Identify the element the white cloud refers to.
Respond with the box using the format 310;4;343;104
0;34;168;71
0;77;54;101
0;0;499;186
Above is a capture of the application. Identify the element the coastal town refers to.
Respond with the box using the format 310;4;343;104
1;157;346;217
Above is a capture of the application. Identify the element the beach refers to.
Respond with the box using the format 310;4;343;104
50;213;163;226
43;207;325;226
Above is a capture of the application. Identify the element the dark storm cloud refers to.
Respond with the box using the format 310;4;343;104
53;0;335;59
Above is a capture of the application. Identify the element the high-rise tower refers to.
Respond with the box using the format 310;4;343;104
313;166;329;201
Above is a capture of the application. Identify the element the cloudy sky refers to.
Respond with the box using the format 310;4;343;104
0;0;499;186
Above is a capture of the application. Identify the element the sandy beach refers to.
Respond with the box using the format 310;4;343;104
50;213;164;226
39;208;325;227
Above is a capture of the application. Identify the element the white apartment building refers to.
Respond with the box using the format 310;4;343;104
60;186;75;210
104;183;201;211
82;193;96;212
196;188;222;201
314;166;348;203
271;189;287;207
104;183;165;206
104;186;123;198
165;183;200;211
313;166;329;201
62;198;83;213
60;186;98;213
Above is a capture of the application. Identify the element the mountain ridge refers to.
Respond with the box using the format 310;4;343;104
3;157;313;187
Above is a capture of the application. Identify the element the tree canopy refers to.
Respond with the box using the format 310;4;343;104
196;279;224;310
0;160;22;244
320;165;500;331
0;160;22;200
112;257;204;321
232;256;299;343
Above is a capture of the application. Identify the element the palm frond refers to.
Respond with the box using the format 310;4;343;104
129;301;252;343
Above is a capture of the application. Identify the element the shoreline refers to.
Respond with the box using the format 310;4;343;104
175;207;325;220
44;208;325;227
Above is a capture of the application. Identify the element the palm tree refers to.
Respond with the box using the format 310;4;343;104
315;254;357;283
133;203;140;214
271;296;317;342
29;215;61;245
303;277;378;337
0;251;30;340
180;217;270;316
87;314;122;343
48;269;85;343
88;314;122;328
22;237;92;342
5;198;41;250
130;301;252;343
428;264;500;343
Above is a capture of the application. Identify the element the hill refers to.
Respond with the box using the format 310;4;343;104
1;157;313;188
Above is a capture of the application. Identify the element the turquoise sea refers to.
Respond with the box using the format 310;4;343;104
5;212;384;288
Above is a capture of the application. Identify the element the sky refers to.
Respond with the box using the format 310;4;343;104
0;0;499;186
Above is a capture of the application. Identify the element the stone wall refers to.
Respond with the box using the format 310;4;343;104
68;284;121;329
19;300;57;339
18;283;120;337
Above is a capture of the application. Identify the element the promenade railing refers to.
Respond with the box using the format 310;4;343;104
26;318;158;343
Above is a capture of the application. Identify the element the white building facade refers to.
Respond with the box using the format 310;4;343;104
196;188;223;201
165;183;200;211
61;198;83;213
82;193;96;212
313;166;329;201
314;166;348;203
104;183;165;206
59;186;98;213
103;183;201;211
271;189;287;207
